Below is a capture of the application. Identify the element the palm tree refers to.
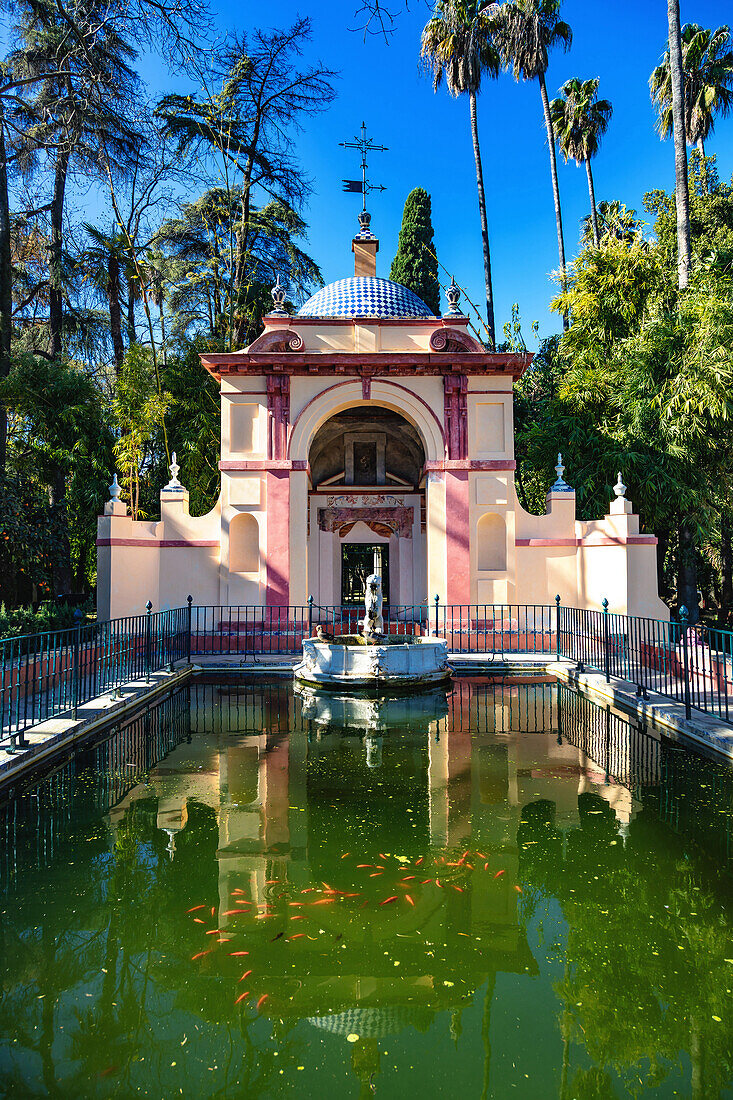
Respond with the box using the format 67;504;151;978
580;200;642;248
651;23;733;158
660;0;691;291
421;0;500;347
550;78;612;249
79;225;132;376
489;0;572;327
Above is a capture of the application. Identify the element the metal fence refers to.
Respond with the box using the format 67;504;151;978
1;604;190;750
3;597;733;747
557;601;733;724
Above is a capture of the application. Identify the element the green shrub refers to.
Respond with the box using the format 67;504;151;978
0;600;95;641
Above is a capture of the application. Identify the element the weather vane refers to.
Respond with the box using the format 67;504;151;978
340;122;387;210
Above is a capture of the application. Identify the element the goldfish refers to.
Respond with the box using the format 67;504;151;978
452;886;464;893
193;918;205;924
416;857;424;866
405;895;415;907
234;992;249;1005
435;879;443;889
311;899;335;906
223;910;244;917
256;994;269;1012
290;915;306;921
289;933;305;940
186;905;206;914
369;872;383;878
494;870;506;879
191;951;211;960
239;970;253;982
401;876;416;881
229;951;249;957
514;885;523;894
380;896;398;906
356;864;373;869
341;853;351;859
484;863;489;871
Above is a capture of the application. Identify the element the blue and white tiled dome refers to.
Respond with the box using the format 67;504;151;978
298;276;435;319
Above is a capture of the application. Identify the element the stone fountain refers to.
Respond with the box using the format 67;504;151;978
294;574;450;690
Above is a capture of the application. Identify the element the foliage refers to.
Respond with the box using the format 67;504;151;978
0;598;93;640
389;188;440;314
113;344;171;519
421;0;499;95
651;22;733;154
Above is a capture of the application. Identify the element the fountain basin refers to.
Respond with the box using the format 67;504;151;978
294;635;450;689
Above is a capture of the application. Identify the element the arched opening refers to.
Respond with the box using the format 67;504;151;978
477;513;506;571
230;512;260;573
308;406;425;489
307;405;426;607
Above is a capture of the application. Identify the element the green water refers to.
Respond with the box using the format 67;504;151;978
2;676;733;1099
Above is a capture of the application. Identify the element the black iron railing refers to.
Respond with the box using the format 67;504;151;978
1;603;190;750
3;597;733;746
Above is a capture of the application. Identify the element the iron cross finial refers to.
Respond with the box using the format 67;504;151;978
340;122;388;214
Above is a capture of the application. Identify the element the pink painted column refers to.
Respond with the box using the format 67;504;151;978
266;471;290;606
445;470;470;607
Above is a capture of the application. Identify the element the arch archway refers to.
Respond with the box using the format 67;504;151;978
295;381;438;608
288;379;444;465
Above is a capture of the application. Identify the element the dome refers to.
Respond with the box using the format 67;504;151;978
298;277;435;319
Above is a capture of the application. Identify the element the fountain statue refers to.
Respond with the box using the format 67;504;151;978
294;575;450;690
362;573;384;639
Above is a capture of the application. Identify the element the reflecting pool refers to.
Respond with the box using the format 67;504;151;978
2;676;733;1098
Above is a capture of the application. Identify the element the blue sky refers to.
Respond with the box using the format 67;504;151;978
134;0;733;340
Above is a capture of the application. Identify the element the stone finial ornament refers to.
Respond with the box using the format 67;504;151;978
270;274;288;314
551;452;574;493
614;471;627;498
109;473;121;503
445;279;462;316
164;452;183;491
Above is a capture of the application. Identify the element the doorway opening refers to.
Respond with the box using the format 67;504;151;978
341;545;390;605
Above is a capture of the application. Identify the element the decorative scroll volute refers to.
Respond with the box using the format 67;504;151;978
248;328;304;353
430;326;483;353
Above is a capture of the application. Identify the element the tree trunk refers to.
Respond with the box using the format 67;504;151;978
539;71;568;331
668;0;691;290
656;528;670;598
159;300;167;372
469;89;496;349
585;155;600;248
0;101;12;477
108;255;124;376
721;516;733;626
677;522;699;623
697;136;705;158
126;278;136;346
49;466;73;596
49;146;70;359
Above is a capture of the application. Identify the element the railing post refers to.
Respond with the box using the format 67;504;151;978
308;595;314;638
434;594;440;637
680;605;692;719
145;601;153;684
555;594;561;659
186;595;193;663
602;598;610;683
72;608;83;719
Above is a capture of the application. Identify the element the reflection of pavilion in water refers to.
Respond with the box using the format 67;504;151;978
105;677;657;1057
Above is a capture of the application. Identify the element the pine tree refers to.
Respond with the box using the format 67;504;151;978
390;188;441;315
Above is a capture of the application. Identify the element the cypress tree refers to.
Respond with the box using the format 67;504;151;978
390;188;441;314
